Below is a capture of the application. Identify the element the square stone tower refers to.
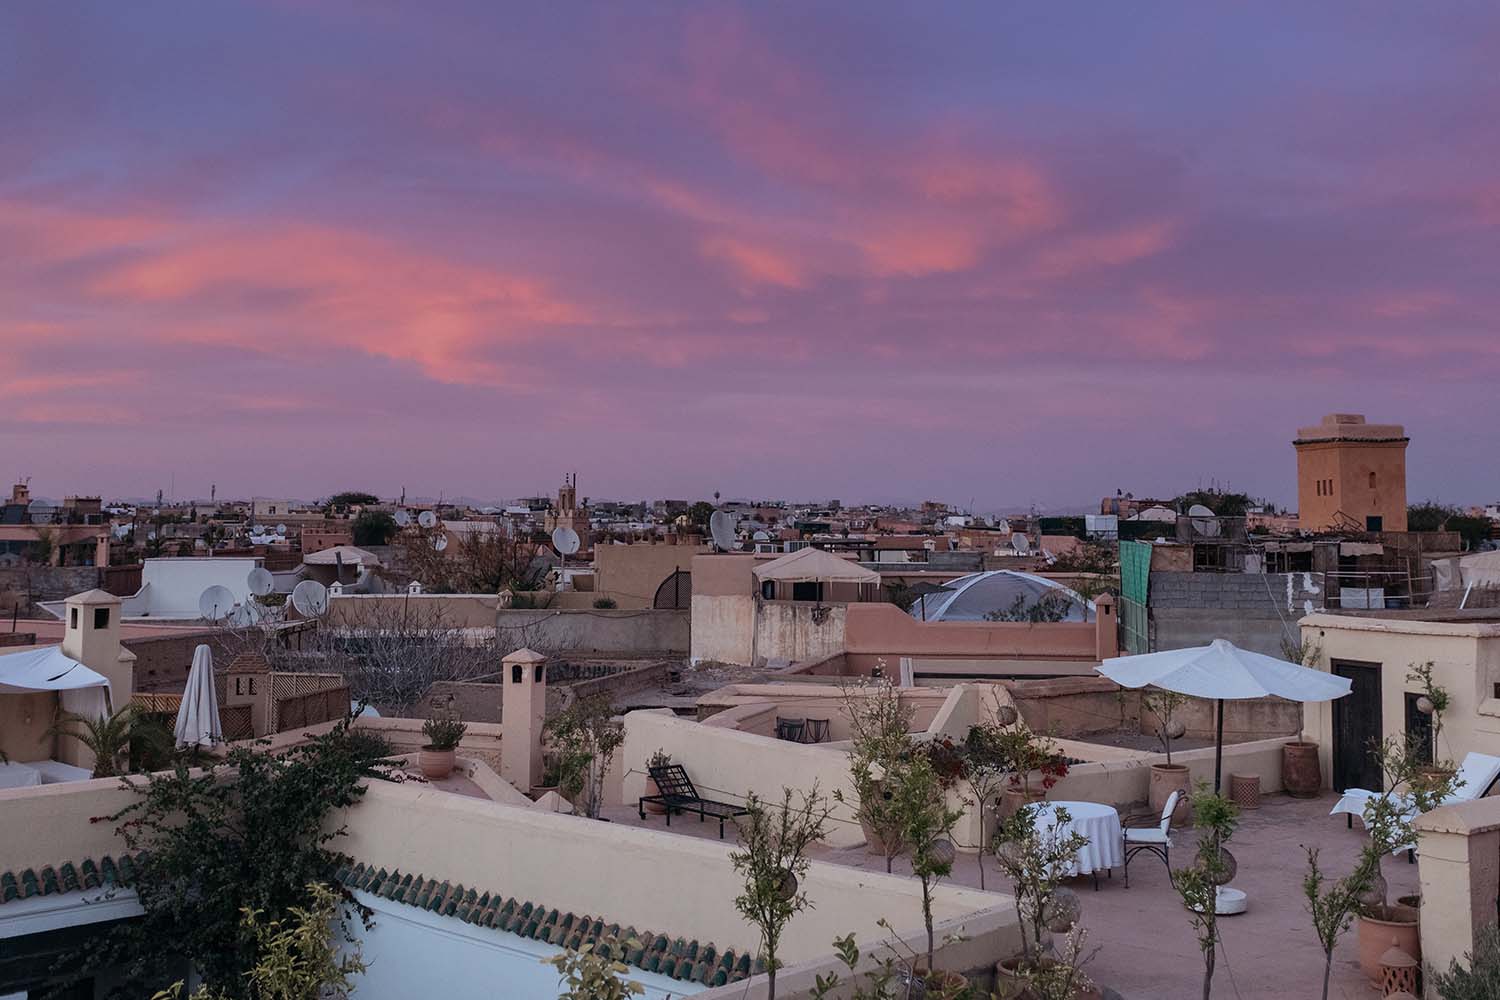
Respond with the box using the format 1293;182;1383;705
1294;414;1409;532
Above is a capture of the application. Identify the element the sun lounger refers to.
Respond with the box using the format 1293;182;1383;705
637;764;751;840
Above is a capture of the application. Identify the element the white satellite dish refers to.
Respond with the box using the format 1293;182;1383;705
27;499;58;525
394;510;411;527
1011;533;1031;554
417;510;438;529
1187;503;1221;537
290;579;329;617
198;585;237;622
432;534;449;551
246;567;275;596
551;526;580;556
708;511;737;551
752;530;770;542
276;523;287;536
231;601;266;626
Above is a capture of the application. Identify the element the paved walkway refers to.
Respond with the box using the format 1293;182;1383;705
608;792;1417;999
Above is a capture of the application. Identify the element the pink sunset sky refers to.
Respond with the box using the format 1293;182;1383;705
2;3;1497;509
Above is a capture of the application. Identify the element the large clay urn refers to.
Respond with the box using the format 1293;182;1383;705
1282;741;1322;798
1149;763;1192;827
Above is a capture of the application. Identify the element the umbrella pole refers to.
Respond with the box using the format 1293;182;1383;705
1214;698;1225;795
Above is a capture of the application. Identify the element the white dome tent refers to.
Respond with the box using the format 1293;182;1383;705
909;570;1093;623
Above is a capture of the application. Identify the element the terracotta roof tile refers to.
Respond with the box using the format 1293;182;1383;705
337;861;750;987
0;855;139;905
226;651;272;674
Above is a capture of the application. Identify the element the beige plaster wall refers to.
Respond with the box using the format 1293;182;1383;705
691;593;756;666
843;603;1100;661
1414;796;1500;995
335;779;1015;969
0;691;59;762
593;543;704;609
1300;613;1500;787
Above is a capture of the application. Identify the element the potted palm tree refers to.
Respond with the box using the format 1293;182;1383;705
419;713;467;780
50;704;170;778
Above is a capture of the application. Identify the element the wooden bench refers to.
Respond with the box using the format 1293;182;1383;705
637;764;751;840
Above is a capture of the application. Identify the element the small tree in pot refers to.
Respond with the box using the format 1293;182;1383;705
893;754;963;971
1142;687;1191;824
960;718;1013;890
419;712;467;780
993;801;1097;999
730;786;832;1000
1169;787;1240;1000
836;680;915;872
545;694;625;819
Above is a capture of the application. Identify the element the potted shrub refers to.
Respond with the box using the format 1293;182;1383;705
643;748;671;814
1142;688;1192;825
834;681;915;870
1000;726;1067;818
1350;736;1458;985
420;713;467;780
1280;636;1324;797
544;695;625;818
1407;660;1454;787
1169;787;1239;1000
992;802;1101;1000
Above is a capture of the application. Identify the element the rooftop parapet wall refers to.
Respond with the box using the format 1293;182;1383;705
842;602;1110;661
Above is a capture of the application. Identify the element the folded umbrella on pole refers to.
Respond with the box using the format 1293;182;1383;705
174;643;224;750
1098;639;1352;793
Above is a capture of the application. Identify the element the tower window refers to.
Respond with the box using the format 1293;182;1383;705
94;608;109;629
70;607;79;629
1369;472;1377;488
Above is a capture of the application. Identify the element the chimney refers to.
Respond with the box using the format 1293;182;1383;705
60;589;135;705
501;648;548;793
1094;593;1119;660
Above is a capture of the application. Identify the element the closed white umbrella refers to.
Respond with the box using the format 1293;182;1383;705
174;644;224;750
1098;638;1351;793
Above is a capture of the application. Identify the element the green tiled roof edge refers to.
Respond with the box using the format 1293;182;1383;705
336;860;753;987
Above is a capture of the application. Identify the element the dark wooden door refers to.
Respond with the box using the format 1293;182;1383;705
1332;660;1383;792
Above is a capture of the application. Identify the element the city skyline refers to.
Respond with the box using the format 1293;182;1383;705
3;3;1497;506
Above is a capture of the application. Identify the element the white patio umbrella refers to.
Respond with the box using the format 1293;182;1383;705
174;644;224;750
1098;638;1352;793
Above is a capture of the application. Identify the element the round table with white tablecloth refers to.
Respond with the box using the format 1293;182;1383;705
1030;800;1124;880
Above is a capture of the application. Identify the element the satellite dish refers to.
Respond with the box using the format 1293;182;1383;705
246;567;275;596
752;530;770;542
551;526;580;556
394;510;411;527
290;579;329;617
27;499;58;525
1011;533;1031;554
231;601;266;626
1187;504;1221;537
709;511;737;551
431;534;449;551
275;523;287;536
147;531;157;541
198;585;237;622
417;510;438;529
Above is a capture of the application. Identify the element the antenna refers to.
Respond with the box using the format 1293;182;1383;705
709;510;737;552
246;567;275;596
198;585;236;622
551;526;580;556
394;510;411;527
417;510;438;529
290;579;329;617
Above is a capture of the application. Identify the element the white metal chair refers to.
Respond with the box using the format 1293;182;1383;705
1123;789;1179;888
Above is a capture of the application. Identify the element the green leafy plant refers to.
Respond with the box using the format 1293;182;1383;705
421;712;467;751
959;716;1012;891
835;681;915;873
592;597;618;609
809;924;970;1000
69;712;399;998
544;695;624;818
1302;846;1370;1000
894;754;963;967
646;747;671;769
49;703;170;778
1141;688;1188;766
1170;787;1239;1000
546;940;645;1000
993;803;1089;967
1431;922;1500;999
351;509;397;546
151;881;367;1000
1406;660;1451;763
730;787;833;1000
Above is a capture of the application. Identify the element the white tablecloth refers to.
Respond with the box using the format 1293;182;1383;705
0;761;43;789
1033;801;1124;876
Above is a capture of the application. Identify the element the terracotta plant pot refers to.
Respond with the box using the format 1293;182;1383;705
1000;786;1047;819
1282;741;1322;798
419;746;456;780
860;816;905;858
1413;765;1456;795
1356;903;1420;985
1149;763;1192;827
644;777;667;814
995;957;1103;1000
